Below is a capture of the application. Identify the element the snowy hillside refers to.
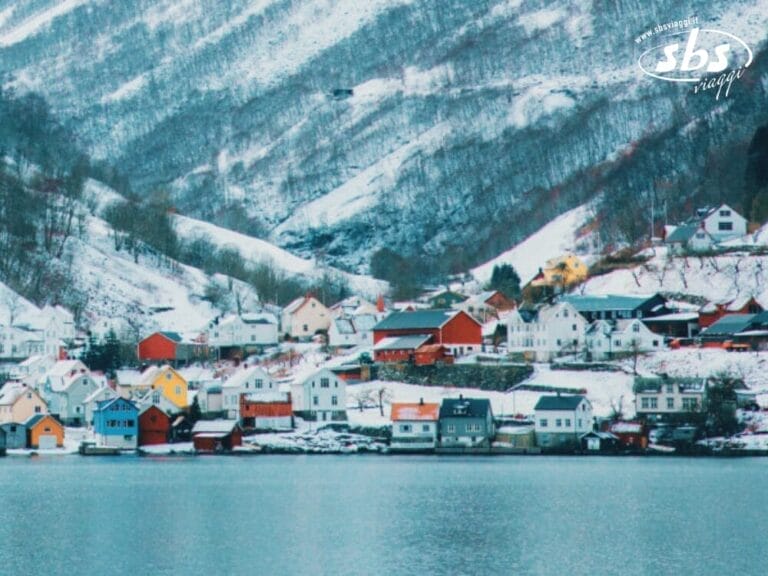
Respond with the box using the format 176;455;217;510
472;203;597;285
582;246;768;306
2;1;767;272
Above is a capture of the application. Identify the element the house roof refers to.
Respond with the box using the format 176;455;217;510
534;395;588;411
439;397;492;419
158;331;182;342
25;414;60;428
560;294;661;313
95;396;138;412
223;365;272;390
391;402;440;421
375;309;476;331
373;334;433;351
0;382;36;406
192;420;239;434
701;314;756;336
665;224;700;243
242;391;290;403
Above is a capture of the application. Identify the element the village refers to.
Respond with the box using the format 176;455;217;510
2;203;768;458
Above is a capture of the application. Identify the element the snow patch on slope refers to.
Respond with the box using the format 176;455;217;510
0;0;89;48
472;203;595;285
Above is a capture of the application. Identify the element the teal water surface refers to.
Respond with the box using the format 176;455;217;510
1;455;765;575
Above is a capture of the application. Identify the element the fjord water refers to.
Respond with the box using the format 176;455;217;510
1;456;766;575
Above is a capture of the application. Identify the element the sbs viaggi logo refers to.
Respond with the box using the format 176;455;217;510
635;17;752;100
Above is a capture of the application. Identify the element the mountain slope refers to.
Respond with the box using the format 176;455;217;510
2;0;768;273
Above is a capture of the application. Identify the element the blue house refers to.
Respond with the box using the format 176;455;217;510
93;397;139;449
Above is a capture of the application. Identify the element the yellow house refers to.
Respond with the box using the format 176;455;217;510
0;382;48;425
531;254;588;289
142;365;188;409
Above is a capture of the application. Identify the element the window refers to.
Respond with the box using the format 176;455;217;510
126;420;135;427
565;419;571;427
165;372;172;380
665;384;673;393
653;340;659;347
399;424;412;433
313;396;319;406
572;324;577;331
718;222;733;231
578;419;582;428
563;309;569;318
614;339;622;347
34;406;41;414
682;398;698;411
466;424;481;433
331;395;338;406
321;378;330;388
641;397;650;409
255;379;263;389
667;398;675;409
175;386;181;395
650;398;658;409
555;419;562;427
719;209;731;216
539;419;548;428
422;424;431;432
446;425;456;433
302;324;309;332
632;323;640;333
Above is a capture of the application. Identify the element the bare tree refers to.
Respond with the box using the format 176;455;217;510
375;386;393;417
352;388;375;413
3;290;22;325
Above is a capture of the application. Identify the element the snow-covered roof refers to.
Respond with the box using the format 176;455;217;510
192;420;239;434
222;365;272;389
0;382;36;406
242;391;290;403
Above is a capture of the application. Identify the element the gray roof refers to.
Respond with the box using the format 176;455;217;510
665;224;699;244
534;395;588;411
374;309;465;331
373;334;432;351
701;314;756;336
439;397;492;419
560;294;660;313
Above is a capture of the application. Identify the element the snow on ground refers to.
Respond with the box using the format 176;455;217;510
139;442;194;455
472;203;596;285
582;246;768;305
70;214;260;333
0;0;88;48
628;348;768;392
346;366;633;423
5;426;90;456
174;214;386;296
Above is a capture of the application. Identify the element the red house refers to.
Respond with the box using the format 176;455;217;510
191;420;243;452
138;405;171;446
137;331;206;363
699;297;764;329
602;421;647;451
373;310;482;360
239;392;293;430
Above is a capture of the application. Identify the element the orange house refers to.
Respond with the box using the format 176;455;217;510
26;414;64;449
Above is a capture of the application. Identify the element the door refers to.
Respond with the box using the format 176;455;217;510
38;435;57;450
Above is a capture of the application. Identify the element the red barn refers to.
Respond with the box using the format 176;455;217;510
239;392;293;430
137;331;207;364
138;405;171;446
602;421;647;451
699;297;764;329
373;309;482;358
192;420;243;453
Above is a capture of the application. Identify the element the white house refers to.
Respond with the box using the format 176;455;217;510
390;400;439;451
9;354;57;386
221;365;275;419
585;319;663;360
208;313;279;348
328;314;377;348
197;382;223;416
329;296;379;318
700;204;747;242
37;360;101;426
534;394;593;450
83;385;119;426
16;305;75;356
290;368;347;422
0;325;46;360
281;295;331;340
507;302;587;362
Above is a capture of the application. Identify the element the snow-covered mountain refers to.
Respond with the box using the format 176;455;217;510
2;0;767;273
